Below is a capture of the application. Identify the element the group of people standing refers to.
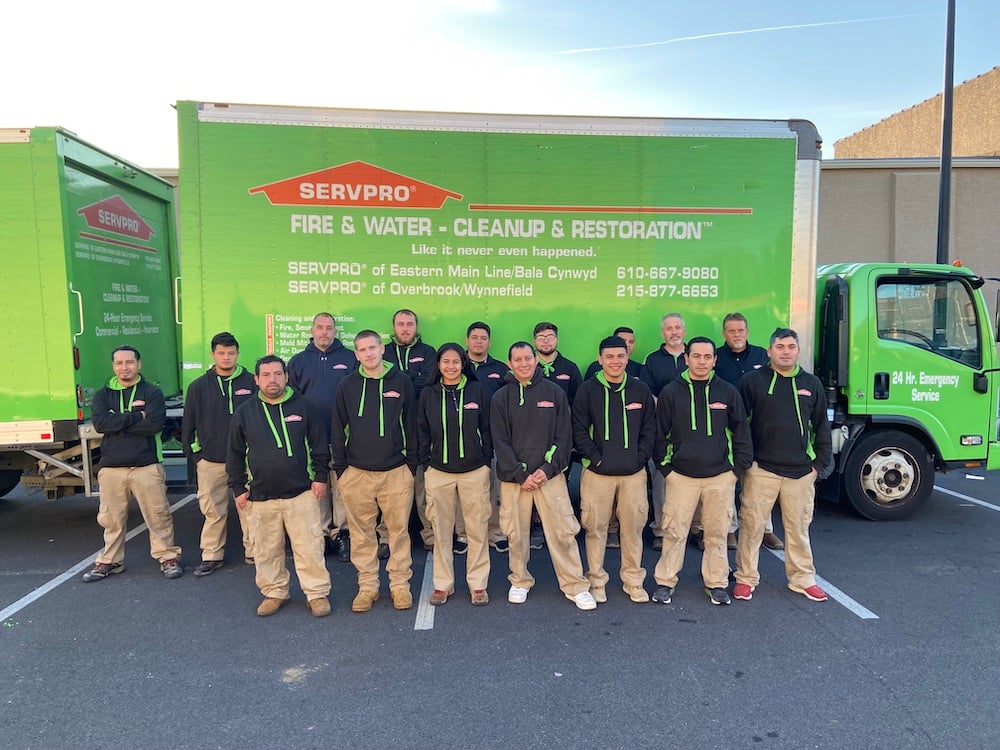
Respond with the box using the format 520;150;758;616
80;308;833;617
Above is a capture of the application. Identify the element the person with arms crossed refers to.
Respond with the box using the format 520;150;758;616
733;328;833;604
82;346;183;582
650;337;752;606
227;355;332;617
332;330;418;613
491;342;596;611
573;336;657;604
181;331;257;575
419;343;493;606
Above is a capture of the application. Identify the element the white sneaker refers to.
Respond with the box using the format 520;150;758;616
508;586;529;604
568;591;597;610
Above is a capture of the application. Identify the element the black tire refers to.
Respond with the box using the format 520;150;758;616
0;469;22;498
842;430;934;520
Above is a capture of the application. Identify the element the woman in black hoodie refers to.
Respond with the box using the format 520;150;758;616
418;343;493;606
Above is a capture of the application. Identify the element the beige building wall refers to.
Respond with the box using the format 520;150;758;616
835;67;1000;158
819;159;1000;322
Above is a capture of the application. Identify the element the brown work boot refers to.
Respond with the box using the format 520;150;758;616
308;597;331;617
352;590;379;613
428;589;450;606
256;597;289;617
391;587;413;610
762;532;785;550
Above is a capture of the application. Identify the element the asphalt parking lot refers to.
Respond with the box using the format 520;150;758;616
1;467;997;750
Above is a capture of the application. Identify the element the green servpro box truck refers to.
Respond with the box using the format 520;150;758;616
175;102;993;519
0;128;180;498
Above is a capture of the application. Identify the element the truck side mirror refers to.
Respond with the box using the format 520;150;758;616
973;372;989;394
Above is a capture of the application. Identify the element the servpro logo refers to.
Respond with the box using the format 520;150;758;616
77;195;156;241
249;161;463;209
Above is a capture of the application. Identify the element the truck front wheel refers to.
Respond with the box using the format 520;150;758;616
842;430;934;520
0;469;22;499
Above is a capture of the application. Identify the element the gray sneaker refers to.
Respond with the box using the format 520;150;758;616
651;585;674;604
160;559;184;579
82;562;124;582
705;587;731;606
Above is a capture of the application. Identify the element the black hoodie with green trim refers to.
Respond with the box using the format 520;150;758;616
385;335;436;398
537;351;582;403
739;365;833;479
181;365;257;463
491;370;571;484
572;372;656;476
654;371;752;479
92;376;166;468
331;362;417;476
418;376;492;473
227;387;329;501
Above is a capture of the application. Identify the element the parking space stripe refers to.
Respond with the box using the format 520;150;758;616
766;549;880;620
413;552;435;630
0;493;197;623
934;485;1000;512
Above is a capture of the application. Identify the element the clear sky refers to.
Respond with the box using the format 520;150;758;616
6;0;997;167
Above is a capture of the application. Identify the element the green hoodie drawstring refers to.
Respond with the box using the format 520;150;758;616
767;366;805;437
538;359;555;378
681;371;714;437
216;365;245;415
258;387;294;457
596;371;629;448
357;362;393;437
440;376;467;464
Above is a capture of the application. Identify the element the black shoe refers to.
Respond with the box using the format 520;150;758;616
82;561;124;582
689;530;705;550
652;537;663;551
529;525;544;550
337;532;351;563
651;585;674;604
705;587;731;606
453;537;468;555
377;542;390;560
606;531;620;549
193;560;223;577
490;538;510;553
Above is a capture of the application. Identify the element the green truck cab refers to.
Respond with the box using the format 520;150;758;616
817;262;1000;518
0;128;180;498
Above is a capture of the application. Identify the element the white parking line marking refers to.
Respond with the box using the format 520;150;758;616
0;493;197;623
934;485;1000;512
767;549;880;620
413;552;435;630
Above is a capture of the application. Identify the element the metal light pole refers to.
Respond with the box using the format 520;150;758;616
936;0;956;265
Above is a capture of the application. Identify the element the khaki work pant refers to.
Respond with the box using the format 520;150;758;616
499;473;589;597
455;457;505;544
196;459;252;561
96;464;181;565
654;470;736;590
735;464;818;590
341;465;414;592
425;466;491;592
247;490;329;600
318;472;348;537
579;468;648;592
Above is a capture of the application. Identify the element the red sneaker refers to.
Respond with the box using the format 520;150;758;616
798;584;828;602
732;582;754;601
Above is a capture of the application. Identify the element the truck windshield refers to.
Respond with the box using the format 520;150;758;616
875;278;981;369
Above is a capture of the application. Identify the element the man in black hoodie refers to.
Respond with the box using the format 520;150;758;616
182;332;257;575
332;330;418;613
491;342;596;611
287;313;357;560
82;346;183;582
573;336;657;604
651;337;752;607
733;328;833;604
385;309;436;551
228;356;331;617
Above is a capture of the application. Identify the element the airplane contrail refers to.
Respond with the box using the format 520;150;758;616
558;14;931;55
